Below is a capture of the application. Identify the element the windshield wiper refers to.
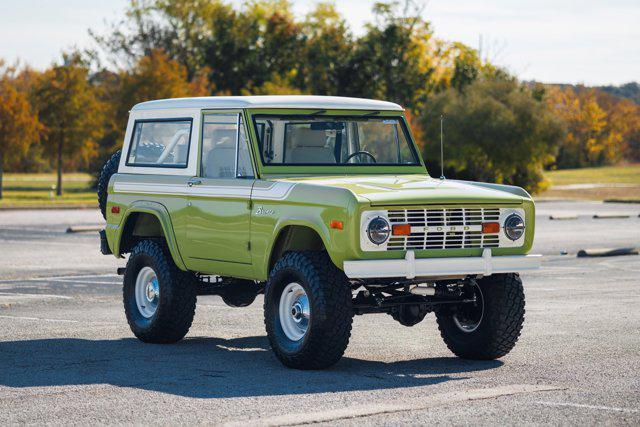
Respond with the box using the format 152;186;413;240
310;109;327;115
362;111;380;116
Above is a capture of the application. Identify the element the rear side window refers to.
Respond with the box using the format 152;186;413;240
126;119;192;168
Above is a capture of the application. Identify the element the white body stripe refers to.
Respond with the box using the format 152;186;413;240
113;181;296;201
252;182;296;200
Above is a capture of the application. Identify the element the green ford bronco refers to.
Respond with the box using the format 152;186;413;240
98;95;540;369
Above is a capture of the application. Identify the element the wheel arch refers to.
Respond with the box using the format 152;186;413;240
265;222;331;276
114;201;187;270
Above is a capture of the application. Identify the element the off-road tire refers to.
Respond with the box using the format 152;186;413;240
264;251;353;370
436;273;525;359
123;239;197;343
97;150;121;219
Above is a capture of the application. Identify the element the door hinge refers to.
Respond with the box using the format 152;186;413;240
247;241;251;251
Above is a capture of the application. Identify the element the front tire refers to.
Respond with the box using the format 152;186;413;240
264;251;353;369
123;239;197;343
436;273;525;360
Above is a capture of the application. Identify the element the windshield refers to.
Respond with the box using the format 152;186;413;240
253;115;420;166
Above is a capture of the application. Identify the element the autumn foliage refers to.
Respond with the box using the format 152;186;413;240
0;0;638;197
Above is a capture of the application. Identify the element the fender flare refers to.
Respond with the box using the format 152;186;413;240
261;217;339;278
114;200;187;271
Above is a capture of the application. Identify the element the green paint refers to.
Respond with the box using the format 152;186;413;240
105;107;535;281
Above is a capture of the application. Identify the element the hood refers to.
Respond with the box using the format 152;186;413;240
278;174;525;206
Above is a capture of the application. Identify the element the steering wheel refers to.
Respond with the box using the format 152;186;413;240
345;151;377;164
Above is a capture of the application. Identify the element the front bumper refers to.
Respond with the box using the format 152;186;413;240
343;249;541;279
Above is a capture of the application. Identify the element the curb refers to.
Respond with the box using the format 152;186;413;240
577;247;639;257
604;199;640;204
66;225;103;233
593;214;631;219
549;214;578;220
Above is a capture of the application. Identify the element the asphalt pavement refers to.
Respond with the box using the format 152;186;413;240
0;201;639;425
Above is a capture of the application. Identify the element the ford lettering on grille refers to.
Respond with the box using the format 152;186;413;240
387;208;500;250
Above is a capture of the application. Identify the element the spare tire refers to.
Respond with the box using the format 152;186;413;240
97;150;121;219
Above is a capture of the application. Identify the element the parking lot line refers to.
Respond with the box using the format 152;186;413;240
536;401;640;414
0;293;72;299
226;384;563;426
0;274;119;284
0;315;79;323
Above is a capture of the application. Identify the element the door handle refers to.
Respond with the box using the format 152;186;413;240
187;179;202;187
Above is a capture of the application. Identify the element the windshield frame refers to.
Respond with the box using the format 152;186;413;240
247;109;427;176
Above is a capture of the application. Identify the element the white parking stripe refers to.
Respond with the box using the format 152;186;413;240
0;315;79;323
45;279;119;285
0;293;72;299
536;401;640;413
225;384;562;426
0;274;119;284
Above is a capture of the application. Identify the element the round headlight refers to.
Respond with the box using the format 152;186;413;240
504;214;525;241
367;217;390;245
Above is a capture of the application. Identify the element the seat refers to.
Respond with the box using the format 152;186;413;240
287;128;335;164
203;129;237;178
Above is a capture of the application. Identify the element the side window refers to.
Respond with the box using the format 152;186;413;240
201;114;254;179
237;116;254;178
126;119;191;168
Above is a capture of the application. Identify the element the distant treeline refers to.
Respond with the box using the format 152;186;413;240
0;0;638;197
597;82;639;105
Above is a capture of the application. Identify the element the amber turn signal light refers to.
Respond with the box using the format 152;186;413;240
482;222;500;234
111;206;120;214
330;220;343;230
392;224;411;236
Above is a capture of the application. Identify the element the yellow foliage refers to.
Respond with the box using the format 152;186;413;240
545;86;636;168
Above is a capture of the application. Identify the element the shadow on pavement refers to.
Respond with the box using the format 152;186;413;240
0;336;502;398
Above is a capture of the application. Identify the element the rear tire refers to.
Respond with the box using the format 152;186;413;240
264;251;353;369
97;150;121;219
123;239;197;343
435;273;525;359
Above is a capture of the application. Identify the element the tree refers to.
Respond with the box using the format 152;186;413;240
117;49;209;124
420;76;565;193
0;63;41;199
296;2;353;95
204;0;304;94
341;1;435;109
91;0;218;79
545;86;628;168
31;54;104;196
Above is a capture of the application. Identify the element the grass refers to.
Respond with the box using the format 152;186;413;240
0;173;97;208
545;164;640;186
539;164;640;201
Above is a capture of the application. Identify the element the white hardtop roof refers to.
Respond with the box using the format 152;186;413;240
131;95;403;112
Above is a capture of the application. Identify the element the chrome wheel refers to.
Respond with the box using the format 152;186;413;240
135;266;159;318
279;282;310;341
453;282;484;333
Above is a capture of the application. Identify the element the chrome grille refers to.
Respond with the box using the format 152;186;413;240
387;207;500;250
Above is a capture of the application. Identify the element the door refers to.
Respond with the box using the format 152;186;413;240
184;111;255;269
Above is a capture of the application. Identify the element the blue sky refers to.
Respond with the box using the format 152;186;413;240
1;0;638;85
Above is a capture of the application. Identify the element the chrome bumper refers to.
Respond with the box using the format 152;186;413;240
343;249;541;279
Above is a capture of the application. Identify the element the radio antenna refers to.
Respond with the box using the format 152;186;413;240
439;114;445;180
